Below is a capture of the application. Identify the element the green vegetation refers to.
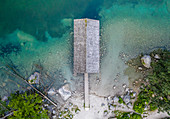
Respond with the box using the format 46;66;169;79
118;96;124;104
133;49;170;115
8;91;49;119
114;110;142;119
0;98;10;117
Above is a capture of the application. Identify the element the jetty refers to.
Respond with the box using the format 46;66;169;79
74;18;100;110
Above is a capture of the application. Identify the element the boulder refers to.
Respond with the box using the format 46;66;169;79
113;96;119;103
127;102;133;108
58;84;71;101
28;72;40;84
123;95;131;104
48;88;56;96
141;55;151;68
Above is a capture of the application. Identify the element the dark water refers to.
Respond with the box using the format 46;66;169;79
0;0;169;96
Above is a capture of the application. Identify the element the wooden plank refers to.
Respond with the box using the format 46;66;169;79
84;73;89;109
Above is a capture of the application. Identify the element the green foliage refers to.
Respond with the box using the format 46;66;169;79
134;50;170;115
149;102;157;111
114;111;142;119
8;92;49;119
146;50;170;114
118;96;124;104
0;100;10;117
130;113;142;119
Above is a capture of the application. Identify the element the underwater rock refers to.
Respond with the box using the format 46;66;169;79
16;30;36;42
48;88;56;96
58;84;71;101
141;55;151;68
28;72;40;84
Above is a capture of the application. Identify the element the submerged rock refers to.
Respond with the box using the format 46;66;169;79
141;55;151;68
58;84;71;101
28;72;40;84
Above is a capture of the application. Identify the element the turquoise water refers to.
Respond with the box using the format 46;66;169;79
0;0;169;97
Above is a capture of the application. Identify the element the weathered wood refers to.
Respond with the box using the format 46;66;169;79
74;18;99;74
84;73;89;109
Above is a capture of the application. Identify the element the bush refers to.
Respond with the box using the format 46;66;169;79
130;113;142;119
8;91;49;119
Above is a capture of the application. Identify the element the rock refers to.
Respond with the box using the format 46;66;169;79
132;92;137;97
2;83;6;87
122;84;127;88
48;88;56;96
109;105;115;110
44;104;49;107
58;84;71;101
125;87;129;92
129;89;133;93
144;105;148;111
113;96;119;103
1;96;8;101
154;54;160;59
52;110;57;114
101;103;105;107
138;67;142;70
127;102;132;108
141;55;151;68
123;95;131;104
28;72;40;84
113;85;116;89
104;111;108;116
52;115;57;119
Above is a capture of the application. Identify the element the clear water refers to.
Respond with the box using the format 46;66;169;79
0;0;169;97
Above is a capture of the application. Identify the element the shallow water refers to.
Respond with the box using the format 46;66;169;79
0;0;169;97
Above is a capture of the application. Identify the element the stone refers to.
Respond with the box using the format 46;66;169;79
28;72;40;84
113;85;116;89
109;105;115;110
2;83;6;87
132;92;137;97
1;96;8;101
125;87;129;92
52;110;57;114
113;96;119;103
154;54;160;59
123;95;131;104
144;105;148;110
127;102;132;108
104;111;108;116
52;115;57;119
129;89;133;93
58;84;71;101
138;67;142;70
48;88;56;96
122;84;127;88
141;55;151;68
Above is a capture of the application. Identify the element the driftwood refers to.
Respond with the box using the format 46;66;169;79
4;65;58;108
0;112;14;119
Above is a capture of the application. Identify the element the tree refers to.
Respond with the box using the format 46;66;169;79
8;91;49;119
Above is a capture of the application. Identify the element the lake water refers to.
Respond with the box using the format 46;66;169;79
0;0;169;97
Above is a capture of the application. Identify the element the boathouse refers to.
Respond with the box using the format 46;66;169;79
74;18;100;109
